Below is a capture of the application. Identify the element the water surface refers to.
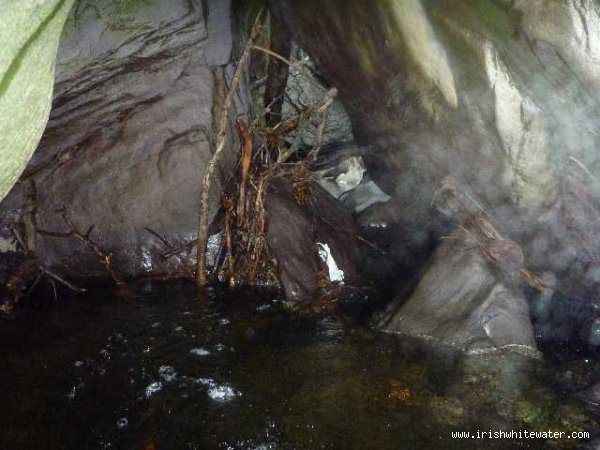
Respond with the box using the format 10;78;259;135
1;283;597;449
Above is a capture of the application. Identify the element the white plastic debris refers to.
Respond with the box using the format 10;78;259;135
315;156;366;199
317;242;345;283
335;156;365;192
116;417;129;429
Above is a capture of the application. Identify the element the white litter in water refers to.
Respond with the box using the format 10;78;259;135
99;349;110;359
74;361;84;367
116;417;129;429
190;348;210;356
218;318;230;326
317;242;345;283
256;304;271;312
195;378;241;403
145;381;163;398
158;365;178;383
215;343;226;352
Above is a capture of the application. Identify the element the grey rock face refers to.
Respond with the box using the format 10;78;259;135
0;0;244;276
275;0;600;350
379;219;538;355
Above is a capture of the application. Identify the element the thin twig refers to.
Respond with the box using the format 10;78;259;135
39;267;86;293
307;88;338;162
144;227;194;278
8;226;86;297
196;9;264;288
251;44;327;92
37;208;126;291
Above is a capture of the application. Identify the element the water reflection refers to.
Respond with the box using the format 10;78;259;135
0;283;597;449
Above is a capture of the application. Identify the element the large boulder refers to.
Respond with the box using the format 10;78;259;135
0;0;245;276
275;0;600;350
379;214;538;356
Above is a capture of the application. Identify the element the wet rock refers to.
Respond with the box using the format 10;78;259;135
282;47;354;152
275;0;600;348
379;216;538;355
0;0;245;276
265;178;359;302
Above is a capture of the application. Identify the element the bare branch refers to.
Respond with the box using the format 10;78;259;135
196;9;265;288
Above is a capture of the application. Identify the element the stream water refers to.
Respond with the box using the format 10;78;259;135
1;282;598;449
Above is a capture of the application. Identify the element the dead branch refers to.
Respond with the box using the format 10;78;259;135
275;89;338;164
307;88;338;162
37;208;127;292
143;227;194;279
251;44;327;93
236;118;254;225
263;12;293;127
2;226;86;307
196;9;265;288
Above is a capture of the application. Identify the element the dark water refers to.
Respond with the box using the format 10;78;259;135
1;283;598;450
